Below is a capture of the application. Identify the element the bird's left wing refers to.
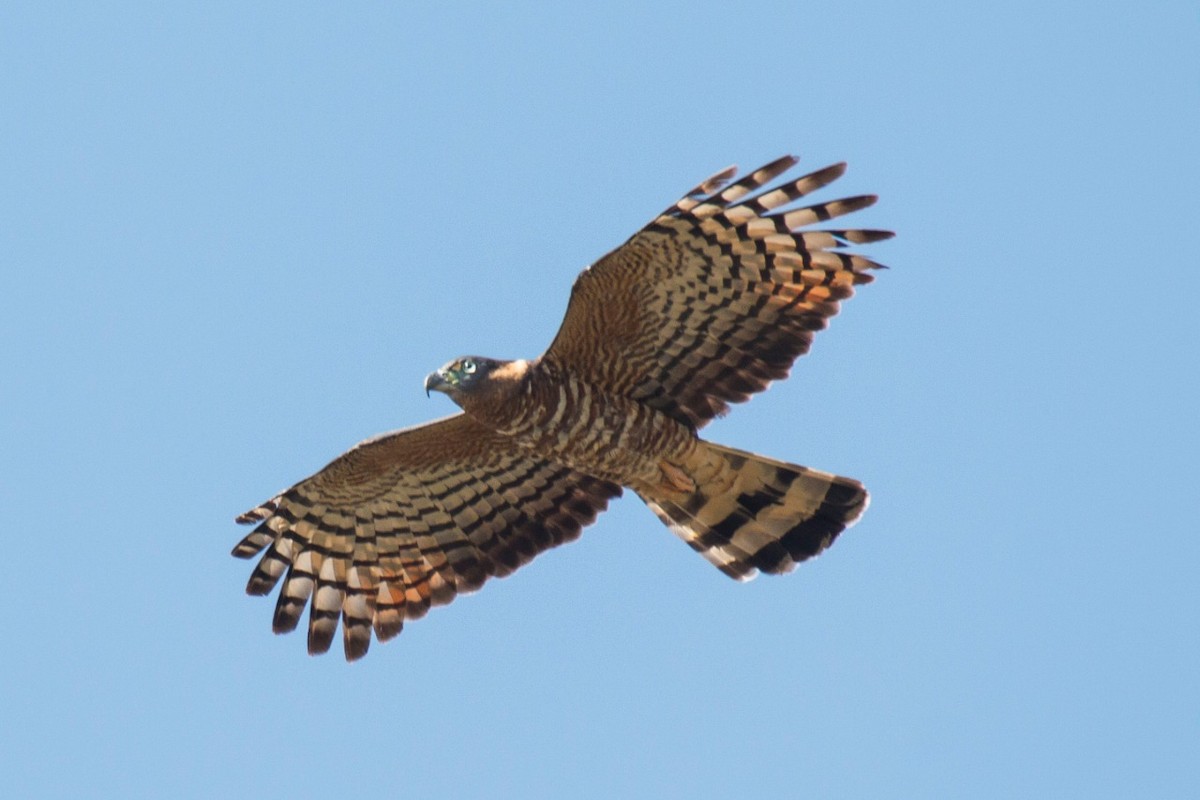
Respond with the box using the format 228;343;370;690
232;413;621;660
542;155;892;429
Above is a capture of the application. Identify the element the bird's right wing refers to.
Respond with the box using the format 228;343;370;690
232;413;621;660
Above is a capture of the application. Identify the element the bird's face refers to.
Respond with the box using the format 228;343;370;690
424;356;498;398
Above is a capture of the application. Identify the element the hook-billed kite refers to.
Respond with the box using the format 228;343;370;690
232;154;891;660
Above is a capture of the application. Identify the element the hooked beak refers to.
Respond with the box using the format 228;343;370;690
424;370;451;397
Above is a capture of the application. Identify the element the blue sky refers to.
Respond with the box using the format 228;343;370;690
2;2;1197;797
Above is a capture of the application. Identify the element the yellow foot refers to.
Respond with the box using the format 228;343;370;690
658;461;696;494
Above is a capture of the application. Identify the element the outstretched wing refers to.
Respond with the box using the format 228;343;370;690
543;155;891;429
232;413;621;660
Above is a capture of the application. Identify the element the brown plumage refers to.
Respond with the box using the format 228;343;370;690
233;154;891;660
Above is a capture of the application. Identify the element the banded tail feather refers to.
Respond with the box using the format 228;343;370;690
639;441;867;580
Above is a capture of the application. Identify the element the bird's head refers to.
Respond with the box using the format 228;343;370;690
424;356;532;418
424;356;500;399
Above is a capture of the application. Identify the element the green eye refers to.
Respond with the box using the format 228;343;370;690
462;359;477;374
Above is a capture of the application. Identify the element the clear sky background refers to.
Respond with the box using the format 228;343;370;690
2;2;1197;798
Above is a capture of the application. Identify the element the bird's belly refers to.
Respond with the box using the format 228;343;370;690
509;382;695;488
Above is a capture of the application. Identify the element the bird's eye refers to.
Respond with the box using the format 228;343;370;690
462;359;477;374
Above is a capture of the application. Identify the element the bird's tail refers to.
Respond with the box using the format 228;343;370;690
637;441;868;580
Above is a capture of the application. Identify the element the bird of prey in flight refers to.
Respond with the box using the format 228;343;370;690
232;154;891;660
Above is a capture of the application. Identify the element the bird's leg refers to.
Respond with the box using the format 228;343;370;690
658;460;696;494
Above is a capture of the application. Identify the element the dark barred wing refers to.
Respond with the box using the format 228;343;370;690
232;413;621;660
543;154;891;429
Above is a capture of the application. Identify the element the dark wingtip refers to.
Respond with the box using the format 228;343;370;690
697;164;738;195
307;630;335;657
344;639;370;662
764;153;800;172
816;161;848;181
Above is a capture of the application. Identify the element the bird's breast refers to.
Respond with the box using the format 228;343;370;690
490;368;695;487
